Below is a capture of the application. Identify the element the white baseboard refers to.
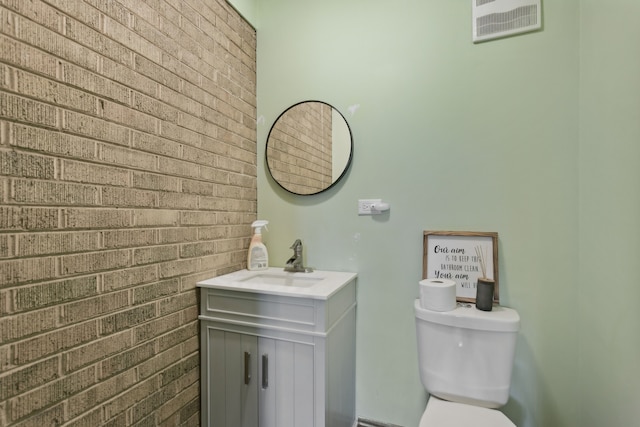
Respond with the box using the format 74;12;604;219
357;418;404;427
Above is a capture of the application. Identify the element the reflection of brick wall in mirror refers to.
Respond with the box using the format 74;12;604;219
268;102;333;194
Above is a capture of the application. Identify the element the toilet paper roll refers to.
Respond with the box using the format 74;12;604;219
419;278;457;312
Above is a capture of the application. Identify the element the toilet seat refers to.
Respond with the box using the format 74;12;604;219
419;396;516;427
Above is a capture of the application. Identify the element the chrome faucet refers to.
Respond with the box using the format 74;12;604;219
284;239;312;272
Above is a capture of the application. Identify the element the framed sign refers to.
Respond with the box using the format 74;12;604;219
423;231;499;303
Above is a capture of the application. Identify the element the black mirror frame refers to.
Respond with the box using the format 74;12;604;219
265;100;354;196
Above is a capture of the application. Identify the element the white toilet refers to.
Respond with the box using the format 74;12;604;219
414;299;520;426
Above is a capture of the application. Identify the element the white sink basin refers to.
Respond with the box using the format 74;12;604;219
239;271;322;287
197;267;357;299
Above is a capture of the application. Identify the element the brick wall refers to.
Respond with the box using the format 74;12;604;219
0;0;256;425
266;102;332;195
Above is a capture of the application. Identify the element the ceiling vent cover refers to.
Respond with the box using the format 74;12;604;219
472;0;541;43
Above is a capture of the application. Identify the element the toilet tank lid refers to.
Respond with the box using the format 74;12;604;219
414;299;520;332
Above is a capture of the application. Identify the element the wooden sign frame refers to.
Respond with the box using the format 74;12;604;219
423;231;499;303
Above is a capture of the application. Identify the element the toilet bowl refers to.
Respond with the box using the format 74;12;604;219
414;299;520;426
419;396;515;427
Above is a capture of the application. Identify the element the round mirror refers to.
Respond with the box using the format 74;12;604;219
266;101;353;195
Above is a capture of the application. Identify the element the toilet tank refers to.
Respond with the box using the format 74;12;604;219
414;299;520;408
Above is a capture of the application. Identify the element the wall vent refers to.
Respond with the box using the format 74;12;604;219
472;0;542;43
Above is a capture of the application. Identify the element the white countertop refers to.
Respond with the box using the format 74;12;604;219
197;267;357;300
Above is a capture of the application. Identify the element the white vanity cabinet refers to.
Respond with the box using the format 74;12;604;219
204;330;316;427
198;269;356;427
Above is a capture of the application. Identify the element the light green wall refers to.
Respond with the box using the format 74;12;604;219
578;1;640;426
226;0;257;28
249;0;639;426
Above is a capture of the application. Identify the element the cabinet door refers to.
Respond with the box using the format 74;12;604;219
258;337;315;427
205;329;258;427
